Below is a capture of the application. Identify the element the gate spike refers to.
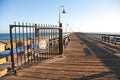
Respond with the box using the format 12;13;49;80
38;24;40;26
29;23;31;26
22;22;24;25
46;24;47;27
40;24;41;28
14;21;16;25
18;22;20;25
26;22;28;26
43;24;45;27
33;23;35;26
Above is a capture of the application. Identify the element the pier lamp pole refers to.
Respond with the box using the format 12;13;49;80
58;5;66;55
59;5;66;27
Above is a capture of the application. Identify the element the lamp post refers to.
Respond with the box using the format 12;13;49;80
58;5;66;55
59;5;66;27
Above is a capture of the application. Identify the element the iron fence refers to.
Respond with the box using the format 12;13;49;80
10;22;63;74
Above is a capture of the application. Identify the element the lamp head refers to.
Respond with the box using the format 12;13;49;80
62;9;66;14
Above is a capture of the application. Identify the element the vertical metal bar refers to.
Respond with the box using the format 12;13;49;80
33;25;36;64
57;25;59;55
35;24;39;63
56;25;58;56
29;23;33;64
51;25;53;56
46;24;50;58
53;25;55;57
47;24;48;59
22;22;26;66
51;26;53;56
38;24;40;62
48;25;50;58
10;25;15;73
52;25;54;57
39;24;42;61
55;25;58;56
29;23;32;64
14;22;18;68
38;24;40;63
59;23;63;55
45;24;48;59
43;24;46;59
26;23;29;66
34;24;37;63
18;22;22;67
52;25;54;56
41;24;43;61
55;25;57;56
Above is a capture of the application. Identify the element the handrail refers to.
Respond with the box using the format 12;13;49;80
85;33;120;45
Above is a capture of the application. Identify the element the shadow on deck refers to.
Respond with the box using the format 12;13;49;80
74;33;120;80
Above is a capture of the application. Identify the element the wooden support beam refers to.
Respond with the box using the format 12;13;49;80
0;43;6;52
0;69;7;77
0;58;7;65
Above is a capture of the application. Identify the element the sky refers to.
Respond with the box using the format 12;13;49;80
0;0;120;33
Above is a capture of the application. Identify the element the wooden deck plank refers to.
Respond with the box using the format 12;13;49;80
2;32;120;80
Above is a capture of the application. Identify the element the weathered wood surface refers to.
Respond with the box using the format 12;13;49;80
2;32;120;80
0;61;11;77
0;43;6;52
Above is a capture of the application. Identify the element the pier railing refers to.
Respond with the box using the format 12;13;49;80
0;22;70;77
86;33;120;45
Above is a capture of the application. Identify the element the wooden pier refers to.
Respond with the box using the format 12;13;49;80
1;32;120;80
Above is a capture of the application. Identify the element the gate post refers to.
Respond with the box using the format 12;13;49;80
35;24;39;38
59;23;63;55
10;25;15;74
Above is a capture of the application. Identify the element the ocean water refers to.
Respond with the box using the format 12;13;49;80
0;32;70;40
0;33;35;40
0;33;10;40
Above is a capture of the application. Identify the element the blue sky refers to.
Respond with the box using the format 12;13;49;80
0;0;120;33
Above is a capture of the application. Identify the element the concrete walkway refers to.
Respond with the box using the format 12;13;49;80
1;33;120;80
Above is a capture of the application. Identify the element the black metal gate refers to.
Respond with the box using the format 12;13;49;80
10;22;63;73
